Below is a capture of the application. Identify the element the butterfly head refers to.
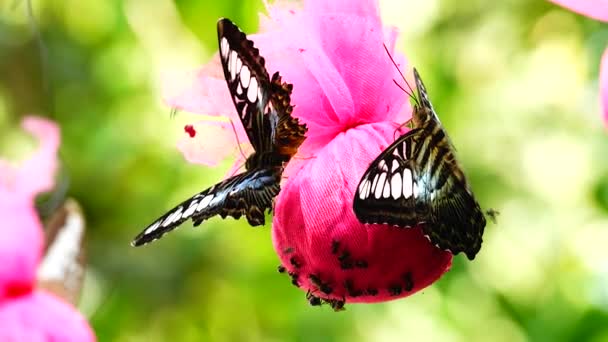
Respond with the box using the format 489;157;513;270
411;68;440;128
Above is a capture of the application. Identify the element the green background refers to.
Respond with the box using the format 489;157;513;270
1;0;608;341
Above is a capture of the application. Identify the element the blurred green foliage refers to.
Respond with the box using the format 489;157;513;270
1;0;608;341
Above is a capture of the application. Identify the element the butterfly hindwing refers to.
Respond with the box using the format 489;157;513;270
354;68;487;260
354;128;429;226
132;168;280;246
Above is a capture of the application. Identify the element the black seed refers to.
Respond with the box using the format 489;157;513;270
340;260;354;270
277;265;286;273
331;240;340;254
388;284;402;296
366;288;378;296
403;272;414;291
344;279;362;297
290;256;301;269
355;260;368;268
289;272;300;287
338;250;351;262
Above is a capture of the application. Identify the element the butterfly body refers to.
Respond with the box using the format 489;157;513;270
132;18;306;247
354;69;486;260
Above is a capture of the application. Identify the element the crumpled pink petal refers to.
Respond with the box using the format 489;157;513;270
548;0;608;22
0;291;95;342
0;117;59;301
273;123;451;302
252;4;410;156
601;48;608;126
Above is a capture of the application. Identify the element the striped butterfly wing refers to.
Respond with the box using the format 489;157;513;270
217;18;275;154
37;199;86;306
132;168;280;246
354;68;486;260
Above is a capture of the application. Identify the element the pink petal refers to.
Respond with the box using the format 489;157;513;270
0;116;59;300
601;48;608;126
161;68;238;121
305;0;381;19
0;204;43;301
253;3;411;156
272;122;451;303
176;120;245;167
0;291;95;342
5;117;60;201
548;0;608;22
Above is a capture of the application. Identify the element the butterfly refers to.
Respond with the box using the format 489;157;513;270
37;199;87;306
131;18;307;247
353;68;490;260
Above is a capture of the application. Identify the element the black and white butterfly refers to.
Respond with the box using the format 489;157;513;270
132;18;307;246
353;68;491;260
37;199;87;306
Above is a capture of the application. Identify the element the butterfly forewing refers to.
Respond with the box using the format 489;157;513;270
37;199;86;306
354;68;487;260
217;18;273;153
132;168;280;246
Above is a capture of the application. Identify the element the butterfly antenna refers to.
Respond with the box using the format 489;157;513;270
230;160;246;177
383;44;418;106
229;119;247;162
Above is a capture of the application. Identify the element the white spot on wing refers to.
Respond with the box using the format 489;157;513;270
403;168;413;199
236;83;243;95
229;51;238;80
378;160;388;171
382;179;391;198
197;195;213;211
145;221;161;235
240;65;251;87
391;173;402;200
362;180;371;199
220;38;229;59
235;58;242;74
170;206;184;224
375;173;387;199
391;159;400;172
182;200;199;219
247;77;258;102
161;210;177;227
413;182;419;198
371;174;380;193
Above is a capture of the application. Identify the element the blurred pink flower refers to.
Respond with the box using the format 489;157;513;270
549;0;608;126
163;0;451;304
0;117;95;341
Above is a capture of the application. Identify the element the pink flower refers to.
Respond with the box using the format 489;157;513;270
0;117;95;341
548;0;608;126
164;0;451;305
